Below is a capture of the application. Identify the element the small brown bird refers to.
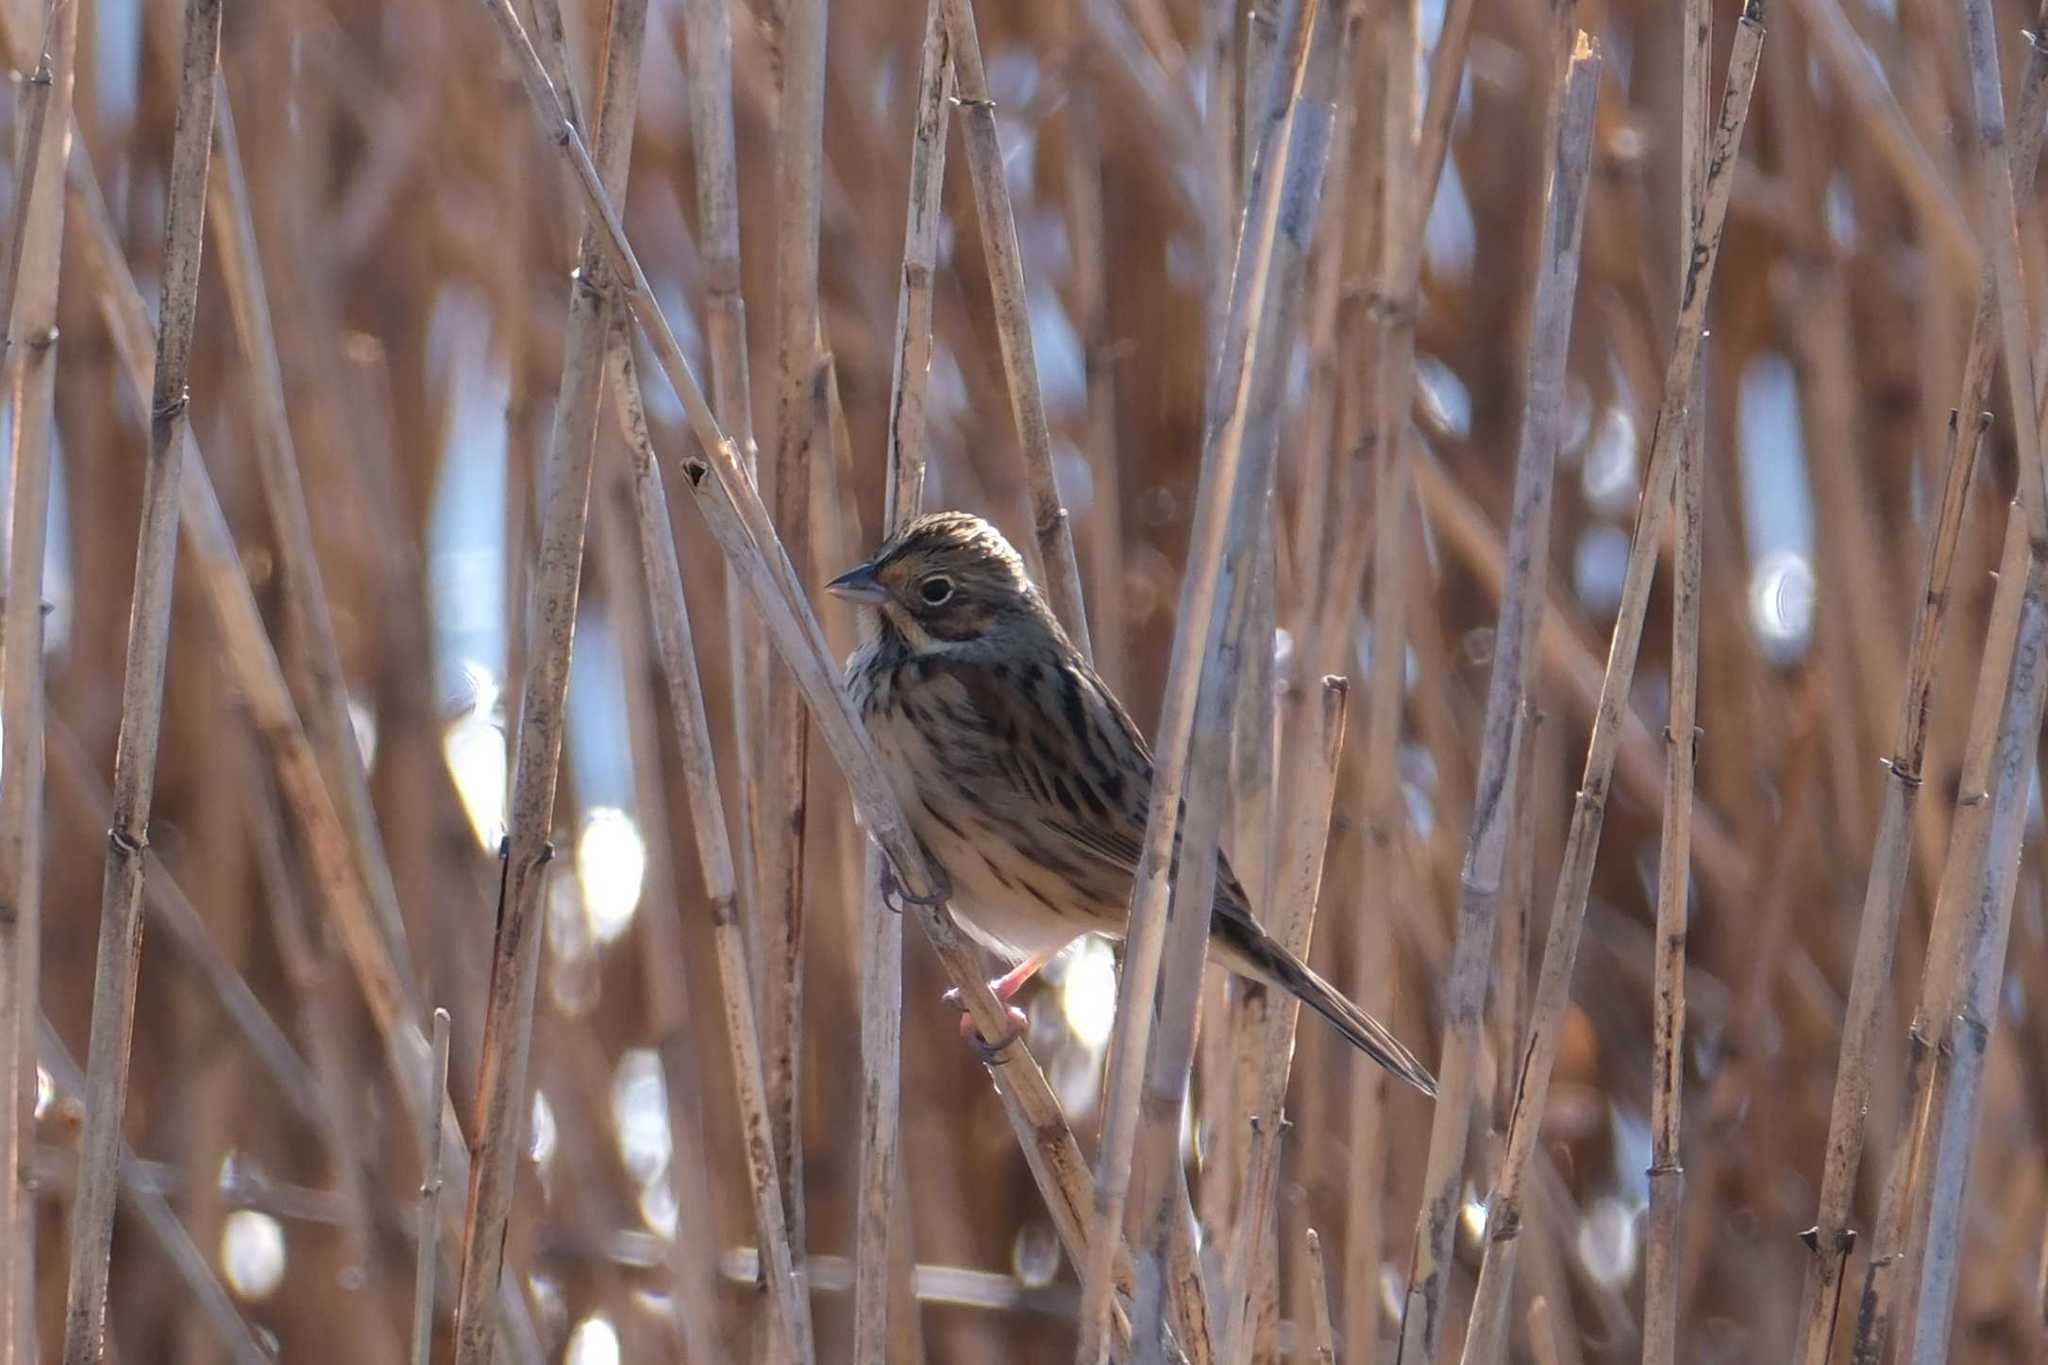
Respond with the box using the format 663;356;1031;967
828;510;1436;1096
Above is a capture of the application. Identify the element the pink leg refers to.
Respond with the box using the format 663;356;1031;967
946;949;1057;1051
991;948;1057;1002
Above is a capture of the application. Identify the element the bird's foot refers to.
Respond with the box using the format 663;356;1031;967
943;974;1031;1061
880;858;950;912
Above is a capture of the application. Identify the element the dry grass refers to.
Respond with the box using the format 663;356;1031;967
8;0;2048;1362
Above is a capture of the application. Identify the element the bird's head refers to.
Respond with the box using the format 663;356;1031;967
826;511;1050;654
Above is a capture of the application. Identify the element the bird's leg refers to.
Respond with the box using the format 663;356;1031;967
944;949;1056;1056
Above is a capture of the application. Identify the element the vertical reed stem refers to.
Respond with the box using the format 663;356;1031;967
61;5;223;1358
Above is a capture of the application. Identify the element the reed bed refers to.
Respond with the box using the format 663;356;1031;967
7;0;2048;1361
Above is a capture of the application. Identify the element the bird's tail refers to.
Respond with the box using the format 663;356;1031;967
1233;931;1437;1098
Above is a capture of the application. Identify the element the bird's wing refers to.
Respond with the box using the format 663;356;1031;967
935;654;1267;923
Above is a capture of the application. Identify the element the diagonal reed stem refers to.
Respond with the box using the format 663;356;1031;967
1397;29;1597;1364
474;1;1147;1350
1456;13;1766;1359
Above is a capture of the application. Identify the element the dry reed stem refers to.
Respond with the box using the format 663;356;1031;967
758;0;828;1301
607;334;810;1359
1061;76;1127;686
1074;1;1322;1357
593;453;732;1365
1203;15;1349;1358
1892;11;2048;1353
1222;679;1347;1361
0;2;72;1356
478;1;1146;1345
1641;4;1711;1359
1346;0;1427;1343
852;846;906;1365
1398;31;1597;1364
1457;13;1767;1359
1304;1229;1335;1364
39;1027;273;1365
1412;0;1475;231
939;0;1093;656
856;11;952;1355
1847;5;2048;1355
452;1;654;1359
1905;566;2048;1363
60;3;222;1358
1486;707;1538;1134
1851;504;2034;1364
1790;415;1991;1359
204;86;418;1006
884;0;952;533
412;1008;453;1365
678;0;768;974
64;138;472;1231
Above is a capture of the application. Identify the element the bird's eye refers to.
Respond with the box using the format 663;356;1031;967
918;575;954;606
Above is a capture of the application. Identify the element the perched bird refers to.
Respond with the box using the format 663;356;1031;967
828;510;1436;1097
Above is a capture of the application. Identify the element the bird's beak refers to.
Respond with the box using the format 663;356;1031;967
825;562;888;604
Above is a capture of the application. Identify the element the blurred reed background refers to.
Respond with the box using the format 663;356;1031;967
6;0;2048;1361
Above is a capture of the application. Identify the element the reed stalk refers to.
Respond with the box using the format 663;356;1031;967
61;5;223;1356
1397;31;1597;1362
0;3;73;1357
1457;13;1767;1357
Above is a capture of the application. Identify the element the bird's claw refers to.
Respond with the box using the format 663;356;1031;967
880;858;950;911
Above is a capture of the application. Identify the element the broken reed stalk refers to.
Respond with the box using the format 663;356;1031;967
1222;679;1347;1361
1456;13;1766;1360
452;1;655;1360
1305;1230;1336;1364
0;1;73;1356
205;85;419;1006
758;0;828;1304
607;335;812;1360
473;0;1143;1341
856;7;951;1357
939;0;1093;656
1889;6;2048;1356
1642;4;1710;1359
1397;31;1596;1364
412;1009;453;1365
60;3;223;1359
40;1028;274;1365
678;0;768;975
1074;1;1323;1358
1795;6;2048;1361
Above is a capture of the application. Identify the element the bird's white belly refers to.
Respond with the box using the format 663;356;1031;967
867;705;1096;964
